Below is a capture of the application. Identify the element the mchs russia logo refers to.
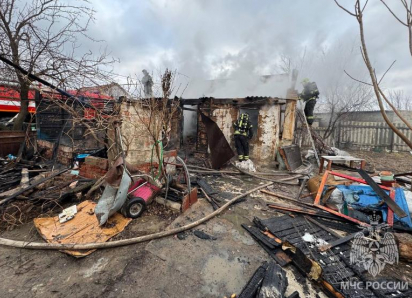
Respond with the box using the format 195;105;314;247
350;214;398;277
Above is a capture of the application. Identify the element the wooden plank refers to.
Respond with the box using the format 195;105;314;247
0;168;68;205
267;203;341;221
281;95;297;143
319;233;357;252
261;189;315;208
304;216;342;239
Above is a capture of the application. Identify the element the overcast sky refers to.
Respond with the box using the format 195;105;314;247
85;0;412;97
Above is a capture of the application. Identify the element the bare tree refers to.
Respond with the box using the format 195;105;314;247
314;42;375;139
380;0;412;57
277;48;307;75
386;89;412;111
334;0;412;149
132;69;180;153
320;80;374;140
0;0;116;130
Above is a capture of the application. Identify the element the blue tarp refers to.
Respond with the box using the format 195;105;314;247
335;184;412;228
76;153;90;161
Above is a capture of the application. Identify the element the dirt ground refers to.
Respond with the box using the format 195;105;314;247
0;156;411;297
347;150;412;173
0;175;327;298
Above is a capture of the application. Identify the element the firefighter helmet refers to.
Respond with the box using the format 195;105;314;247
240;113;249;119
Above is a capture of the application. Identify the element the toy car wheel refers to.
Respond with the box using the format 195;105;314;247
125;197;146;218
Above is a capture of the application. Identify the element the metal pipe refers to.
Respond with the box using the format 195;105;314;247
0;55;73;98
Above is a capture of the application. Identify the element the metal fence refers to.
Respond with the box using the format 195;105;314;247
303;121;412;152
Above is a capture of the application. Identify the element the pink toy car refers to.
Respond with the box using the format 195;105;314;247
121;178;161;218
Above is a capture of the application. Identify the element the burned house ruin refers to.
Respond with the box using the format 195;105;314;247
181;74;299;165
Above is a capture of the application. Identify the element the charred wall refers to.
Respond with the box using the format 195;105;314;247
195;97;285;163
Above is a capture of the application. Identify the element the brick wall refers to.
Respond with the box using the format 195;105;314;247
79;156;108;179
37;139;74;165
107;101;181;165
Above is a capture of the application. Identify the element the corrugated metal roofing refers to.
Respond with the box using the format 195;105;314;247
182;74;290;98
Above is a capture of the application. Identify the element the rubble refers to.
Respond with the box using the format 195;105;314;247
395;233;412;261
245;214;412;297
0;55;410;298
235;159;257;172
79;155;108;179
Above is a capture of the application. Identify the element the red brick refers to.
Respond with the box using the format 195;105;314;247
85;156;108;170
79;162;107;179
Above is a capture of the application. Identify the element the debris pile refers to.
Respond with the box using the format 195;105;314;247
237;262;288;298
0;56;410;298
243;215;412;297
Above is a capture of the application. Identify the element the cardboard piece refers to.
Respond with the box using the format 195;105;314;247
34;200;131;257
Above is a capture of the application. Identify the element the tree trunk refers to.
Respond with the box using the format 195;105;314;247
409;24;412;58
379;89;412;131
12;83;29;131
356;3;412;150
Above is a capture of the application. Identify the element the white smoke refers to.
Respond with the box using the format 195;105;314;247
84;0;412;96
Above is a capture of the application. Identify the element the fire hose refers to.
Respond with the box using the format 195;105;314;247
0;182;273;250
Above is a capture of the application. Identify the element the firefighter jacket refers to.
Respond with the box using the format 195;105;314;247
233;114;253;139
299;82;319;102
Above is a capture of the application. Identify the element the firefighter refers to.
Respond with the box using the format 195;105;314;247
299;78;319;126
233;113;253;162
142;69;153;98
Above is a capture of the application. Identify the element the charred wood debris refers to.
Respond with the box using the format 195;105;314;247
0;58;412;297
1;119;412;298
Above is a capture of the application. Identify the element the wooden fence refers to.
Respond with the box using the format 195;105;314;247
302;121;412;152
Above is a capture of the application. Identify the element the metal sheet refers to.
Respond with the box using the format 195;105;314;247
95;184;117;225
279;144;302;171
358;169;407;218
95;169;131;225
200;112;234;169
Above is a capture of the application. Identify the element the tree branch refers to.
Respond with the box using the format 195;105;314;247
378;60;396;84
334;0;357;16
380;0;408;26
344;70;373;86
335;0;412;149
